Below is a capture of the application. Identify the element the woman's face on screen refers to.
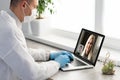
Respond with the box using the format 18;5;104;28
85;36;94;55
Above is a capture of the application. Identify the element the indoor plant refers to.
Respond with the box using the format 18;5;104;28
36;0;54;19
102;60;115;75
30;0;54;36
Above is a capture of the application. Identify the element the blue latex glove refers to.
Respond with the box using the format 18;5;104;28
55;55;70;68
50;51;74;61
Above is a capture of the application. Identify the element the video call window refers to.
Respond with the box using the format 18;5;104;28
74;30;104;63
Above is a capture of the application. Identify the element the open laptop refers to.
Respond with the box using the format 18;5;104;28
61;28;105;71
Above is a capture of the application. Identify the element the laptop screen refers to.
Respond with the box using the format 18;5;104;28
74;28;105;66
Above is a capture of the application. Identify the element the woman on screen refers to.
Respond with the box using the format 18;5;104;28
81;34;96;61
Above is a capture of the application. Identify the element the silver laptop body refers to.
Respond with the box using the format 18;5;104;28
61;28;105;71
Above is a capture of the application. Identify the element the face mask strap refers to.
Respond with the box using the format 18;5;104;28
22;1;32;17
25;1;33;10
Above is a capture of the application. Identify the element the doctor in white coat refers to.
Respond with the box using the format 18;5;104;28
0;0;73;80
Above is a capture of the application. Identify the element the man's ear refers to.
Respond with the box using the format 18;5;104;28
21;1;27;9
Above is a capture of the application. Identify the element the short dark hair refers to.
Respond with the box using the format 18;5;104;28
10;0;33;7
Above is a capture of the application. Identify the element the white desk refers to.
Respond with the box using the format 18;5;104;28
51;62;120;80
26;39;120;80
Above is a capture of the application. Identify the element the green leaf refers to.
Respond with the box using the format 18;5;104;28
37;0;55;18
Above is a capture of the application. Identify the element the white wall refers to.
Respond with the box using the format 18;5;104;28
0;0;10;11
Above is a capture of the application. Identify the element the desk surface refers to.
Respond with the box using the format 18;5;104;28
26;39;120;80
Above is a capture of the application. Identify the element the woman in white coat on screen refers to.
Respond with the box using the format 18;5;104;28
0;0;73;80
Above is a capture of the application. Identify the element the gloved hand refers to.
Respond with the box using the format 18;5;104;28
50;51;74;61
55;55;70;68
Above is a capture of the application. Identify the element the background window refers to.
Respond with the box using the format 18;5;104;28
102;0;120;49
103;0;120;39
51;0;95;33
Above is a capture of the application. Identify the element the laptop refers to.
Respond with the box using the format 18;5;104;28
61;28;105;71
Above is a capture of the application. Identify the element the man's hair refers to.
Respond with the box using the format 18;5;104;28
10;0;33;7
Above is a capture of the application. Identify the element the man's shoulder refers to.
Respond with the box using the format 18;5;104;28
0;19;15;39
0;10;15;29
0;10;15;23
0;10;8;18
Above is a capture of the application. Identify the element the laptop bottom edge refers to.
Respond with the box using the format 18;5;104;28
61;65;94;71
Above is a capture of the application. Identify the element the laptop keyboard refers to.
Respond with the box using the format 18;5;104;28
71;59;86;66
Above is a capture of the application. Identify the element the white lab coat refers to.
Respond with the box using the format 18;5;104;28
0;10;60;80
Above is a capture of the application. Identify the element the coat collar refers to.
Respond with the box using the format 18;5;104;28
7;9;22;29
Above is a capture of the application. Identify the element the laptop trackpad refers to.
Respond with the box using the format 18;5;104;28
61;59;92;71
70;59;86;66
